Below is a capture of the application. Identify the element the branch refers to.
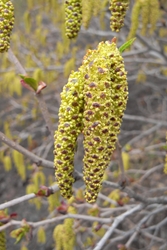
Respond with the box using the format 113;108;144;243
93;204;144;250
0;131;54;169
0;184;59;210
123;114;167;126
35;92;54;138
0;213;112;232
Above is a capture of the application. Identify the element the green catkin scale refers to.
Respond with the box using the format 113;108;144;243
82;40;128;203
54;71;84;199
0;0;14;52
109;0;129;32
65;0;82;39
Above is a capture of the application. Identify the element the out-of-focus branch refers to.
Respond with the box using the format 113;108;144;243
36;92;54;138
0;184;59;210
123;114;167;126
0;131;54;169
0;213;112;232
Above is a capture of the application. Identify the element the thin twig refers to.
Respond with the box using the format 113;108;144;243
0;213;112;232
93;204;143;250
0;131;54;169
0;184;59;210
123;114;167;126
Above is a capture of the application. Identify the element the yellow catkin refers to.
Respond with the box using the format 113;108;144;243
53;224;64;250
27;0;34;10
82;0;94;29
140;0;150;36
122;151;130;171
65;0;82;39
23;11;31;33
0;222;6;250
54;39;128;203
26;183;42;209
12;150;26;181
127;0;142;40
48;191;60;212
92;0;101;17
64;57;76;78
20;246;28;250
109;0;130;32
92;221;105;237
4;121;12;139
164;155;167;174
54;71;85;199
32;171;46;189
53;206;76;250
82;41;128;203
33;68;44;83
3;155;12;172
128;0;160;39
103;189;120;206
149;0;160;34
0;0;15;52
62;206;76;250
37;226;46;244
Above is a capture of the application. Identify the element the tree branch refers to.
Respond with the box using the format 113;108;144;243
0;184;59;210
0;213;112;232
0;131;54;169
94;204;144;250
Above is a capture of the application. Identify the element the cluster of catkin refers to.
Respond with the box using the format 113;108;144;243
0;0;14;53
127;0;160;39
65;0;130;39
54;39;128;203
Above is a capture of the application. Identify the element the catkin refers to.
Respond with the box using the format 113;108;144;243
54;39;128;203
149;0;160;34
54;71;84;199
109;0;130;32
82;0;93;29
0;222;6;250
82;41;128;203
127;0;141;40
127;0;160;39
65;0;82;39
0;0;15;52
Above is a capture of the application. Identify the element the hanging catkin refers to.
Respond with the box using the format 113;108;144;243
64;0;82;39
54;39;128;203
109;0;129;32
82;40;128;202
0;0;15;52
54;71;84;199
